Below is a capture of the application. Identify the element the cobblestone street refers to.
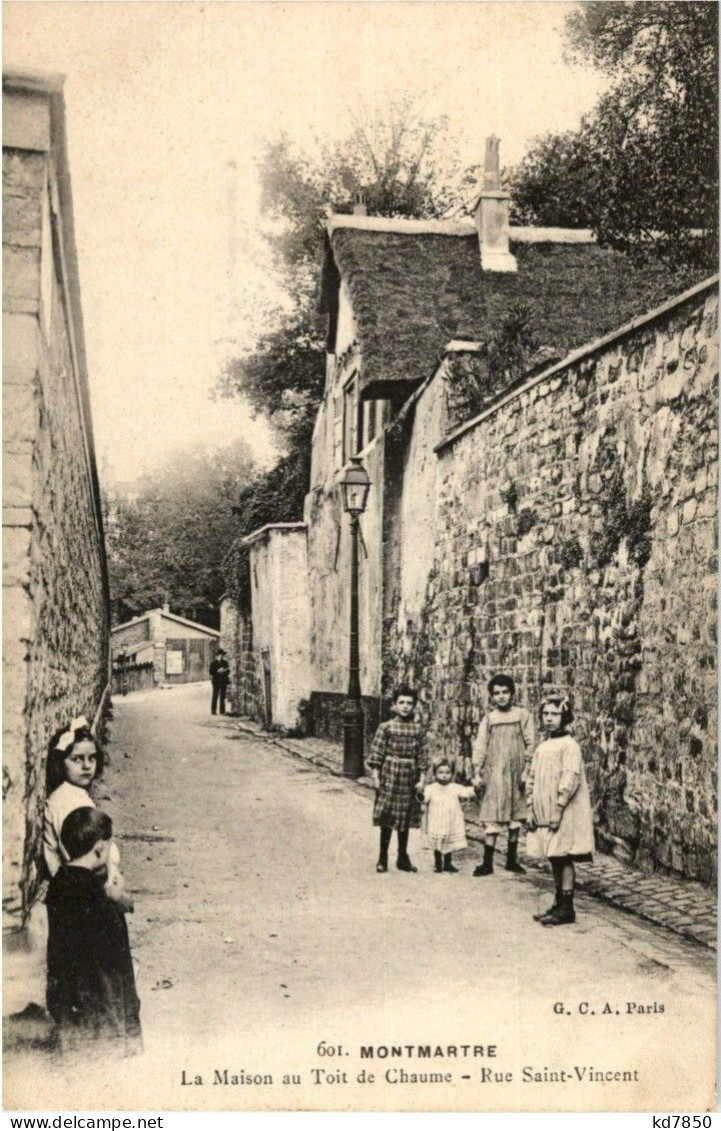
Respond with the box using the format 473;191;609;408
15;684;716;1112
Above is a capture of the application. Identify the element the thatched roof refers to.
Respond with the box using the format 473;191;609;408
320;219;702;400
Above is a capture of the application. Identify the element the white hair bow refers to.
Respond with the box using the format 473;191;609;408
54;715;91;752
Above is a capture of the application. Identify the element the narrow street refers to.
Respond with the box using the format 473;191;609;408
23;684;716;1111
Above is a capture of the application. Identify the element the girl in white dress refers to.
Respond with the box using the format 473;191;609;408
420;761;477;873
44;719;132;911
525;696;595;926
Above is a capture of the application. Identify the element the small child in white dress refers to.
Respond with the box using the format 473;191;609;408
420;761;476;873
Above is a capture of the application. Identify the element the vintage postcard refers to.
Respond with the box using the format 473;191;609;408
3;0;717;1115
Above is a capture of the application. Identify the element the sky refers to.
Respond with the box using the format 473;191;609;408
4;2;606;483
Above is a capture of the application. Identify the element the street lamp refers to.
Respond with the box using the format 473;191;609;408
339;455;371;777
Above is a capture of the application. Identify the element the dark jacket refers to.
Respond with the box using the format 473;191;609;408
209;657;230;685
46;866;142;1053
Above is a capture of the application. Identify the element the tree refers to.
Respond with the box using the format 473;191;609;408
257;97;473;312
507;131;597;228
106;439;255;627
216;315;325;456
509;2;718;268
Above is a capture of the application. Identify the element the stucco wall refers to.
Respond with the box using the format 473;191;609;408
3;126;109;922
306;280;385;723
305;434;384;704
385;280;718;881
248;528;311;729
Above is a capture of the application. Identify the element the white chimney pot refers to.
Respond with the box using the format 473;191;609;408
475;136;517;273
352;190;367;217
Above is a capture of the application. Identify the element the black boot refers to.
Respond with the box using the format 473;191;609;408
473;844;495;876
397;855;418;872
443;854;458;873
377;827;391;873
433;851;443;873
534;884;562;922
542;891;576;927
505;837;526;874
396;830;417;872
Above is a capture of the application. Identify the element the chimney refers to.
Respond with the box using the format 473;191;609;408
352;189;367;217
474;136;517;273
162;600;170;613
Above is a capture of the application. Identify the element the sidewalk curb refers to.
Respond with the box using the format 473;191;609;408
233;720;717;952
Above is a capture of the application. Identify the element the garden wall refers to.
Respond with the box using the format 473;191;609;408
385;278;718;881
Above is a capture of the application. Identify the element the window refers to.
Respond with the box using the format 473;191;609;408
333;391;343;468
342;373;360;462
360;399;389;450
364;400;377;446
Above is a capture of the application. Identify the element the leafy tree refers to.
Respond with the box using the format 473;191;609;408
258;96;473;310
216;315;325;455
509;1;718;268
106;439;255;627
507;131;597;228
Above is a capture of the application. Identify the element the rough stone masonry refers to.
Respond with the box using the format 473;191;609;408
385;279;717;882
3;77;110;926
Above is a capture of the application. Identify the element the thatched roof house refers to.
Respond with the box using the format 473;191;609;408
320;217;699;403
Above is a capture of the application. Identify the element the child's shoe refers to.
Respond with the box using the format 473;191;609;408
473;844;495;876
397;855;417;873
504;839;526;874
433;851;444;873
541;892;575;926
533;887;561;922
443;855;458;873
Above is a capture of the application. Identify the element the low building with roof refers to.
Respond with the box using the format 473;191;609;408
112;605;220;689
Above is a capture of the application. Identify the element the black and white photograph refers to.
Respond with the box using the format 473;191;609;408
2;0;718;1114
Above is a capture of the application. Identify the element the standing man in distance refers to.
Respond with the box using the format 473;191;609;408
210;647;230;716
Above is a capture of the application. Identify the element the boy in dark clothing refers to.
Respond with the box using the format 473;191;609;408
46;807;142;1057
209;648;230;715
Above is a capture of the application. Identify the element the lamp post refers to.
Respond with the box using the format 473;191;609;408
339;455;371;778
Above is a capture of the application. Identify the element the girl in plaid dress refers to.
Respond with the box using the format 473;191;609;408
368;686;428;873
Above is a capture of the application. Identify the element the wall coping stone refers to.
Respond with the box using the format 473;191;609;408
327;214;599;243
242;521;307;547
435;274;719;455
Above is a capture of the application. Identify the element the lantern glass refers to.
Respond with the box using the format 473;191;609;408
340;456;371;515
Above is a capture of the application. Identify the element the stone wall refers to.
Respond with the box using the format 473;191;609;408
219;595;263;720
385;279;717;882
3;85;110;925
112;618;151;650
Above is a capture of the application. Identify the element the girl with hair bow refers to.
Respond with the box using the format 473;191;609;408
525;695;595;927
44;717;133;912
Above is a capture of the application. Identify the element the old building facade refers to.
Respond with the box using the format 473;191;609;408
223;140;717;881
3;71;111;926
112;606;220;690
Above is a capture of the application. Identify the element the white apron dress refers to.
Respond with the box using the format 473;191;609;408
423;782;476;853
472;706;535;824
525;735;595;861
